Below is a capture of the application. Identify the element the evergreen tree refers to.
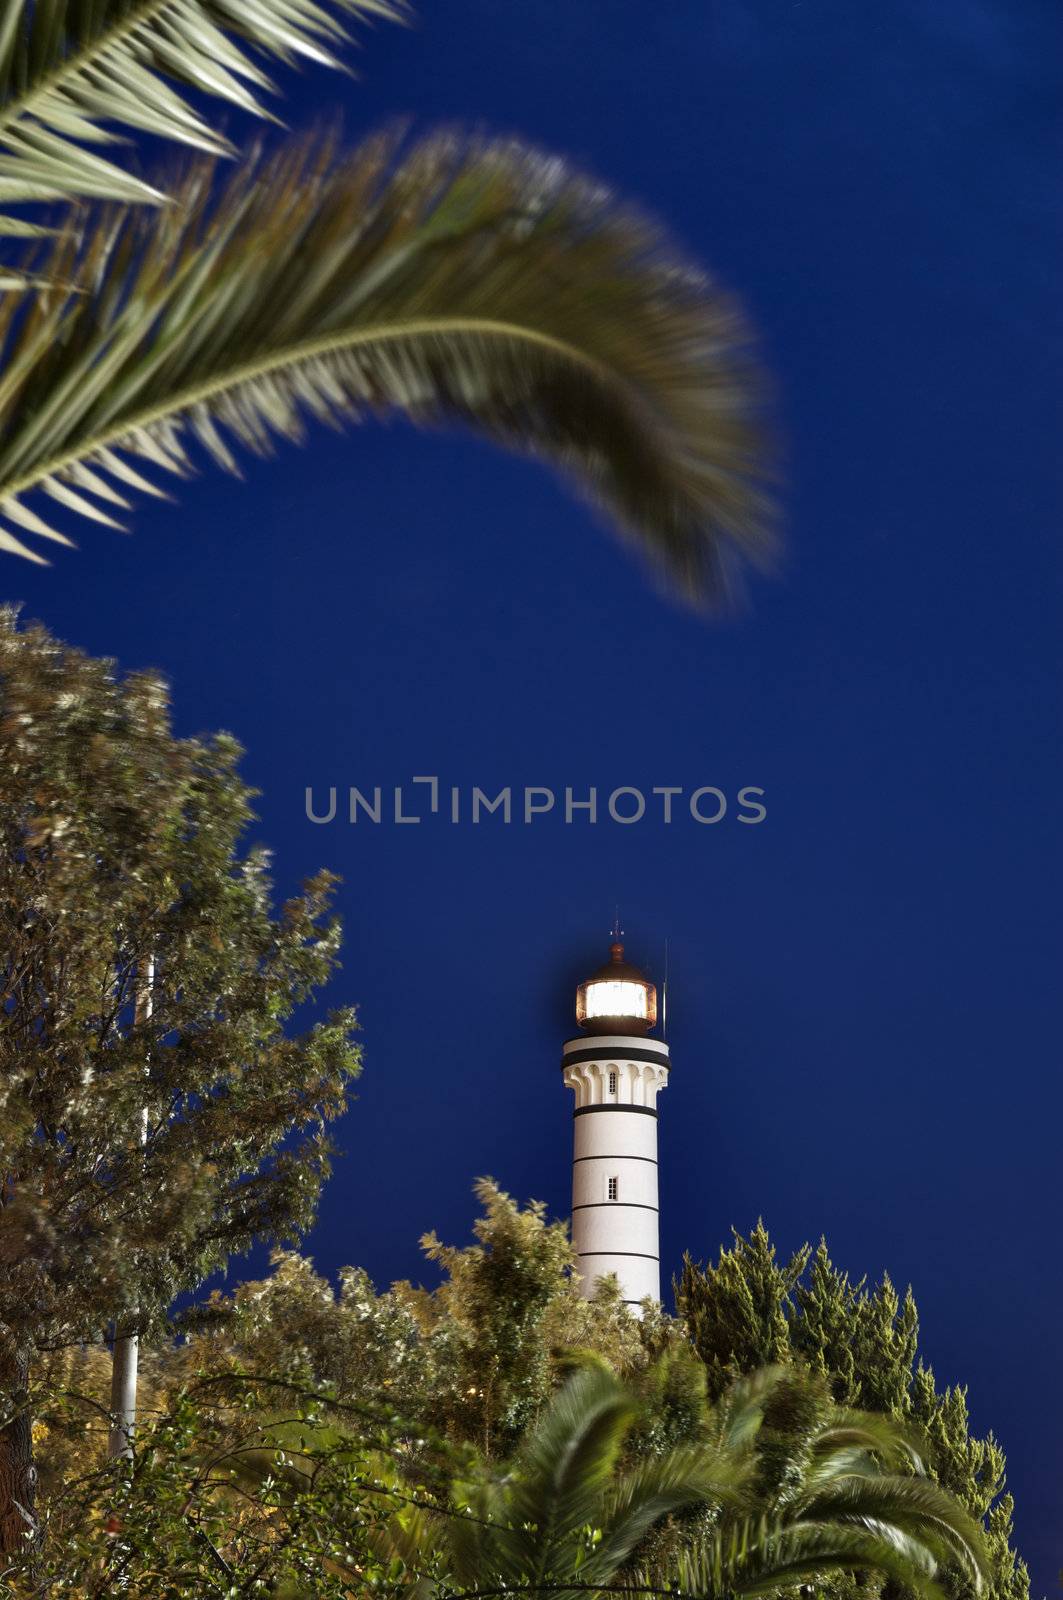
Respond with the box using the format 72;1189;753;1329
675;1222;805;1396
0;611;360;1554
676;1227;1028;1600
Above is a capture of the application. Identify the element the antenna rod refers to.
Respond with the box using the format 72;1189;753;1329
663;938;669;1040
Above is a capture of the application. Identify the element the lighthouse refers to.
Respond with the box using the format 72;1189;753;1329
562;934;669;1309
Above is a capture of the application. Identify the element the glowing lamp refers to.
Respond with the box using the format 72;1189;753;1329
576;941;657;1035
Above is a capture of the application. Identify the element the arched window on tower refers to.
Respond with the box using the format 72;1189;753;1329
608;1070;617;1095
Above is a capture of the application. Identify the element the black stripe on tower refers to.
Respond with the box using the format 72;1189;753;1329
573;1153;658;1164
577;1251;659;1262
574;1105;657;1118
561;1044;671;1070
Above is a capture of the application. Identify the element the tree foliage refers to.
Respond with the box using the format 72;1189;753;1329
157;1179;657;1459
14;1361;988;1600
0;609;360;1551
13;1188;1027;1598
676;1225;1029;1600
393;1362;987;1600
17;1374;408;1597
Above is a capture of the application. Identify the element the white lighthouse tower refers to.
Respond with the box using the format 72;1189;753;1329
562;933;669;1309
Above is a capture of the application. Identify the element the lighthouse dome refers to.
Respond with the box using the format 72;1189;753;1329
575;940;658;1036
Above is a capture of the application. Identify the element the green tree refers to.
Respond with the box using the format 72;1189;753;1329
21;1373;410;1597
676;1223;802;1398
398;1177;622;1455
0;3;772;606
676;1226;1028;1600
390;1363;987;1600
156;1180;657;1460
34;1192;1021;1598
22;1362;988;1599
0;610;360;1554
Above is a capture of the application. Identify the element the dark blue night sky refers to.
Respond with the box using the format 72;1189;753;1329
8;2;1061;1587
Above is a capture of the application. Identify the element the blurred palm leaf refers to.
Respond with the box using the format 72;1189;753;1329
672;1514;949;1600
0;0;404;221
394;1364;988;1600
0;130;773;602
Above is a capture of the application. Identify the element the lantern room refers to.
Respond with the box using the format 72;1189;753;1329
575;940;658;1036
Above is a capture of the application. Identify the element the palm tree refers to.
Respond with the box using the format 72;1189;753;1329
0;2;773;606
387;1364;988;1600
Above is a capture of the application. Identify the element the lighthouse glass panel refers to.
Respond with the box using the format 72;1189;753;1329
582;979;648;1022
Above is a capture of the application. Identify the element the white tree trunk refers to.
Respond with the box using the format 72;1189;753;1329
108;1325;140;1459
108;962;153;1459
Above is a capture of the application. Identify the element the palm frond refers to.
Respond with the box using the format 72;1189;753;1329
794;1470;989;1587
809;1413;927;1475
383;1367;992;1600
507;1365;638;1567
673;1514;950;1600
0;131;774;605
590;1443;746;1580
705;1364;788;1455
377;1499;450;1600
0;0;404;223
